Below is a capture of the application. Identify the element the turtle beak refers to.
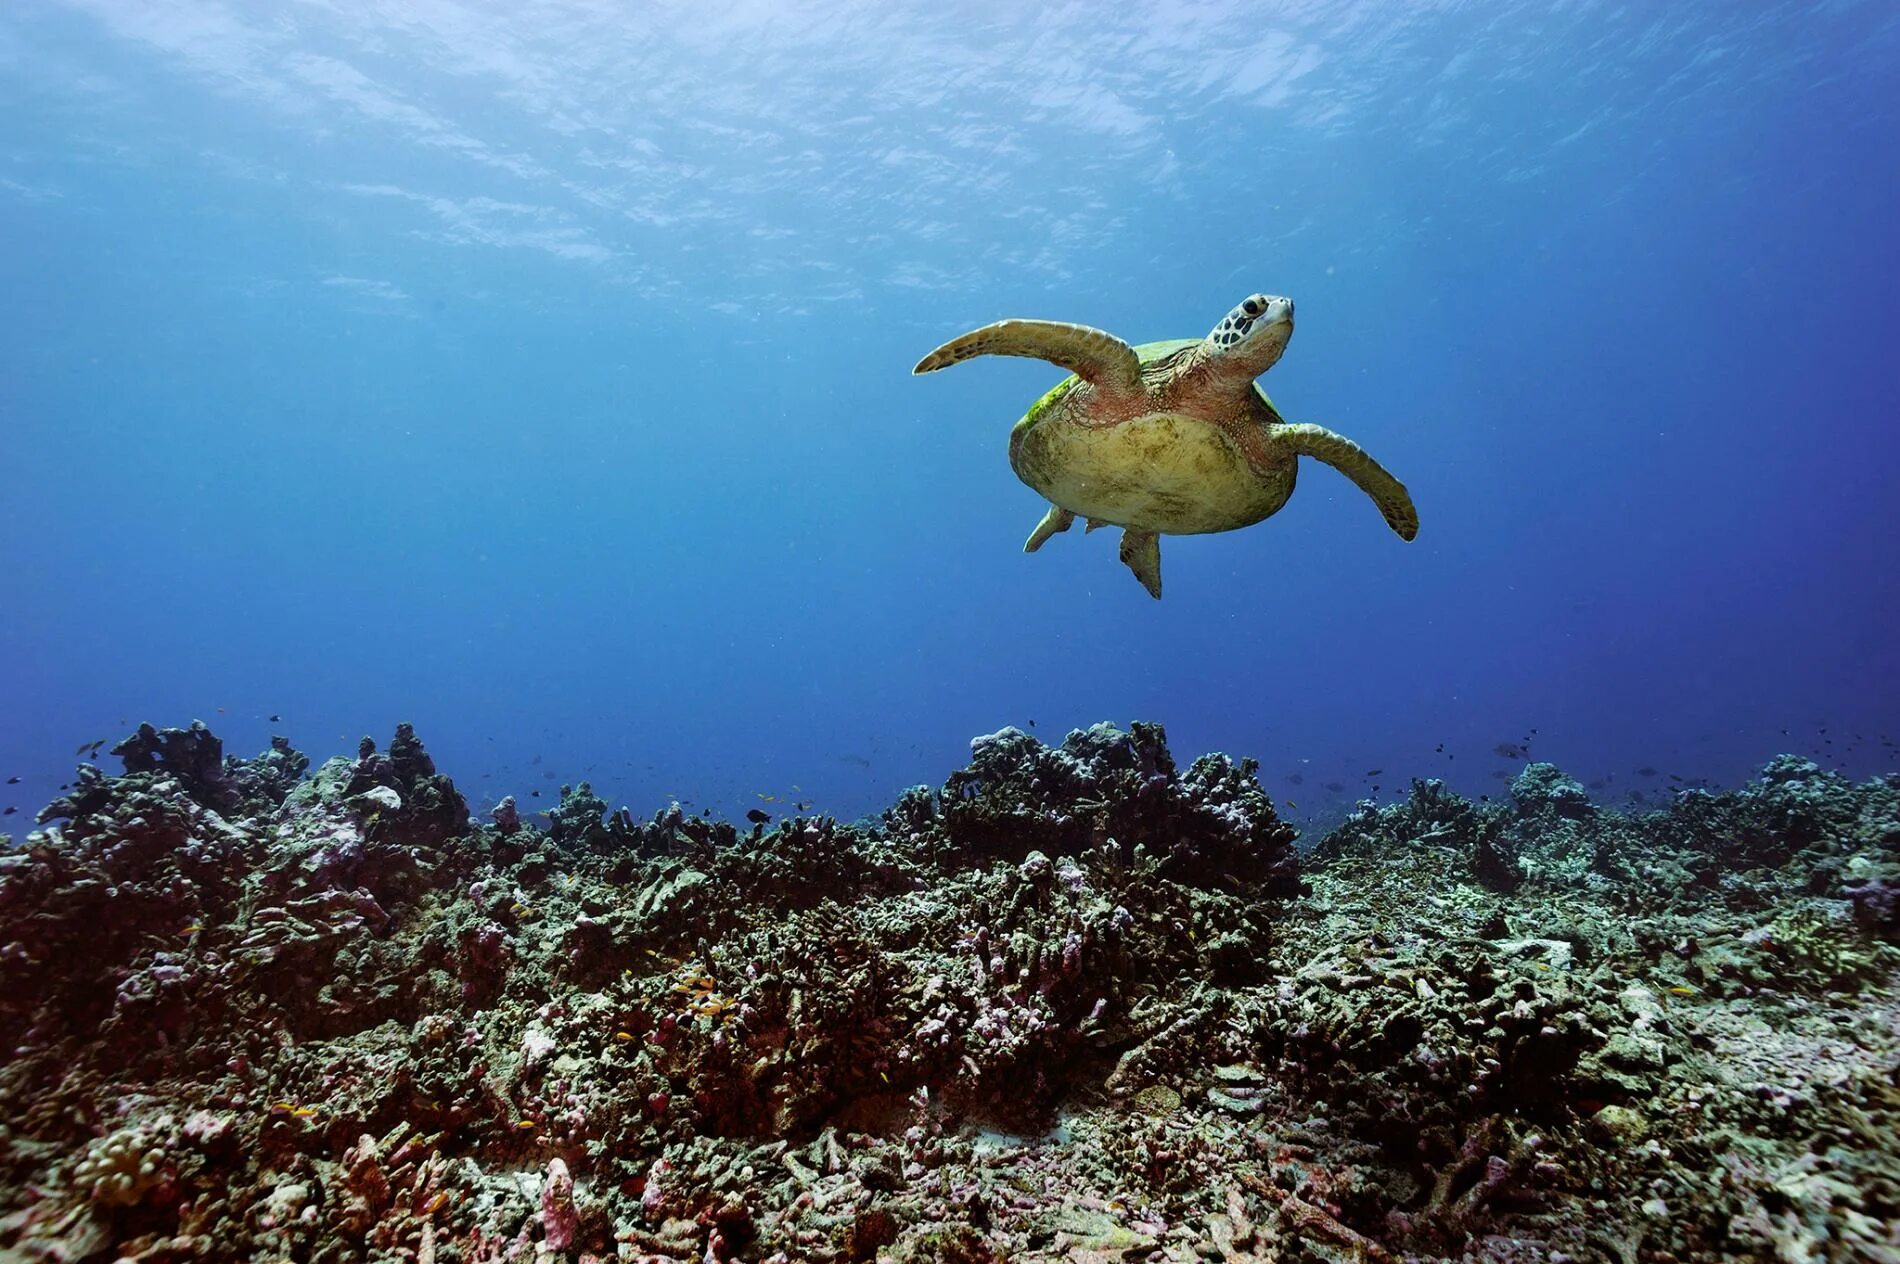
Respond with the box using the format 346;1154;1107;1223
1261;296;1293;327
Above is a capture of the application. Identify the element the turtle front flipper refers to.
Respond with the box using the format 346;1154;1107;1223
1275;423;1419;541
913;320;1143;398
1118;529;1163;599
1024;505;1075;552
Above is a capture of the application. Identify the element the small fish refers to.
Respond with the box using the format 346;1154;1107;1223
1364;769;1382;777
515;1120;538;1131
1027;719;1037;728
181;924;203;934
268;713;282;722
793;800;813;812
1285;799;1298;810
746;809;772;825
1667;986;1696;995
216;707;226;713
1323;781;1344;793
612;1031;633;1042
2;807;14;816
4;776;16;784
531;789;541;797
1637;767;1658;777
73;741;91;755
290;1105;319;1118
756;793;778;802
1494;742;1527;759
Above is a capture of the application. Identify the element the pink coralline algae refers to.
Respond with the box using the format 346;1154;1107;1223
540;1157;579;1250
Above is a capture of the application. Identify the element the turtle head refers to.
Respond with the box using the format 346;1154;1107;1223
1203;293;1294;378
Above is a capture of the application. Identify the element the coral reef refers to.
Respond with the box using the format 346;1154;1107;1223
0;721;1894;1262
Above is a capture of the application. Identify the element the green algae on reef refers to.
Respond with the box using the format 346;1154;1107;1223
0;722;1895;1262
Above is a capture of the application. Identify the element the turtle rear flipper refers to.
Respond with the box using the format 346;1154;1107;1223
914;320;1143;399
1276;422;1418;541
1024;505;1075;552
1119;529;1162;599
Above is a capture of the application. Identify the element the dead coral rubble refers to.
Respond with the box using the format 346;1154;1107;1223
0;722;1894;1263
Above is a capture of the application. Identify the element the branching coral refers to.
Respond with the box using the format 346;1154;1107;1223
72;1124;172;1208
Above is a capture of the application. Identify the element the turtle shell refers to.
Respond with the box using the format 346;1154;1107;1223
1007;340;1297;536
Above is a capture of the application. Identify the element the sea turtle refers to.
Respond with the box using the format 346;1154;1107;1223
913;294;1418;598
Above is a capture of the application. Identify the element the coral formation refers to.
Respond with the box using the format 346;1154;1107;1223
0;721;1893;1262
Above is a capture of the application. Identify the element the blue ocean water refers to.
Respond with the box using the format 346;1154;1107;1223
2;2;1896;832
